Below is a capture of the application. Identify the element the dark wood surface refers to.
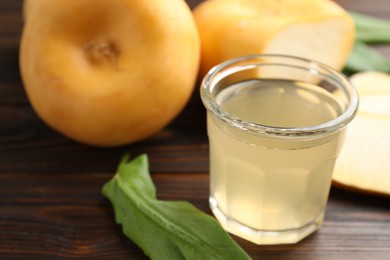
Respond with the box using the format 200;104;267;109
1;0;389;259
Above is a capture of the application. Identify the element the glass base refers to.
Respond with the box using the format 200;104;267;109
210;197;324;245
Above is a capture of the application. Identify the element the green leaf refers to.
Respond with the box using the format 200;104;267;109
102;154;251;260
350;11;390;43
344;41;390;73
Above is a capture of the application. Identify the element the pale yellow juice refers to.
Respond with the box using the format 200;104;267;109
208;79;345;244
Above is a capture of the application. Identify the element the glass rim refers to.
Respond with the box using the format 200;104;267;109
200;54;359;137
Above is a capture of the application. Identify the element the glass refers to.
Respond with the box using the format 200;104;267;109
200;54;359;245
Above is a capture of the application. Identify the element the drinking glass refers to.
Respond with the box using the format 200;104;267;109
200;54;359;244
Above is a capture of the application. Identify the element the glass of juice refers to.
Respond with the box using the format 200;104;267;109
200;54;359;245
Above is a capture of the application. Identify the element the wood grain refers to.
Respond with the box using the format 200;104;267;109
0;0;389;259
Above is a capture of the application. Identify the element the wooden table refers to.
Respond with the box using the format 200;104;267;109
1;0;389;259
